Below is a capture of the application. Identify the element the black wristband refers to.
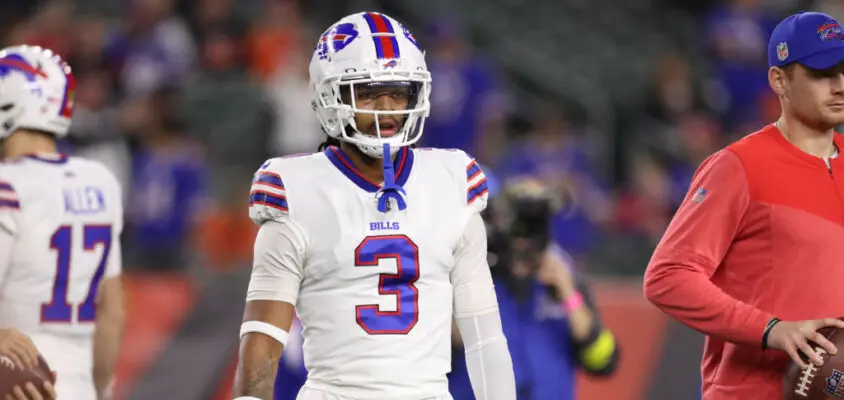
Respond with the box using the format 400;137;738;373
762;317;781;350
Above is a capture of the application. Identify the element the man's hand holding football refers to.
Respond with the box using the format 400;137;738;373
766;318;844;369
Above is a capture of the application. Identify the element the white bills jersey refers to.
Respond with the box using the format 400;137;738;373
0;154;123;395
247;146;496;399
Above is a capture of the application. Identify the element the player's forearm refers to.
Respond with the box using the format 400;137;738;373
233;335;282;399
644;249;773;346
93;309;124;396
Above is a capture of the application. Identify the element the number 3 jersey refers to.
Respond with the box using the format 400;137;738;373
0;154;123;376
247;146;498;399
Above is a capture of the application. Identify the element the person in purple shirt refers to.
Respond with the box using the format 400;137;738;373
125;90;206;272
703;0;777;129
421;19;509;164
498;104;611;256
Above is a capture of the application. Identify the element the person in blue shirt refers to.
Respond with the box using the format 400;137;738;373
448;176;619;399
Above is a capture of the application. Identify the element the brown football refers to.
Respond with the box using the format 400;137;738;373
783;325;844;399
0;355;54;397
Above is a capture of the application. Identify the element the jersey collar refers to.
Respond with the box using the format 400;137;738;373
324;145;414;193
24;153;68;165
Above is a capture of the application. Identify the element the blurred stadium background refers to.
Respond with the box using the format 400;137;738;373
2;0;834;398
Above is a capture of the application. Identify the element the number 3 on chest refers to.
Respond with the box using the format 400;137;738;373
354;235;420;334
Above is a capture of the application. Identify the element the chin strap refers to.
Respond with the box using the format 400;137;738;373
375;143;407;213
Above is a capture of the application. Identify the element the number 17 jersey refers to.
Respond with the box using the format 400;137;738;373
247;146;490;399
0;154;123;377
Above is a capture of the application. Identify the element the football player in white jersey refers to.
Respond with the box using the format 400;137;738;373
0;46;125;400
233;12;516;400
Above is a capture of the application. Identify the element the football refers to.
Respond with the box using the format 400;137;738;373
784;325;844;399
0;355;54;397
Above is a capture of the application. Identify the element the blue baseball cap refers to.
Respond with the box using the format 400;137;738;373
768;11;844;69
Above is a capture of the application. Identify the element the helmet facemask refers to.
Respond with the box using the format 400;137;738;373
313;68;431;159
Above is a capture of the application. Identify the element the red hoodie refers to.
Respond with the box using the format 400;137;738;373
644;124;844;400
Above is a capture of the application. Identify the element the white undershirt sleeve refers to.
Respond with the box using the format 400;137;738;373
452;213;516;400
451;213;499;318
246;219;307;305
455;313;517;400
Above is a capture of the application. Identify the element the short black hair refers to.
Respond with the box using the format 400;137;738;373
317;136;342;151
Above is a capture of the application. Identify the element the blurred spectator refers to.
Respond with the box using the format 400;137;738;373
0;0;39;42
182;29;274;197
666;113;721;207
266;36;323;155
621;50;724;186
613;150;673;244
21;0;75;58
246;0;304;81
703;0;776;129
194;176;257;271
499;103;611;257
815;0;844;21
643;51;723;128
3;20;35;48
421;18;510;165
188;0;249;46
67;15;111;74
106;0;196;97
124;90;207;272
67;67;132;202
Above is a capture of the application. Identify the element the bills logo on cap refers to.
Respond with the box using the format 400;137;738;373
818;22;844;41
777;42;789;61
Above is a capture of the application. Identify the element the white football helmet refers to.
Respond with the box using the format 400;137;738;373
309;12;432;158
0;45;75;140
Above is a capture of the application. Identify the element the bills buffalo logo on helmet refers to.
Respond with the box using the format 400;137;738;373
0;54;46;82
0;54;46;97
315;23;359;60
401;24;420;50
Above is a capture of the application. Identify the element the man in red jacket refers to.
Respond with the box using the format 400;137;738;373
644;11;844;400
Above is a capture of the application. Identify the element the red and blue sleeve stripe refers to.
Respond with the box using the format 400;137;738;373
249;191;288;212
363;12;400;59
0;181;19;210
467;179;488;205
249;172;288;212
253;173;284;190
466;161;488;205
466;161;482;182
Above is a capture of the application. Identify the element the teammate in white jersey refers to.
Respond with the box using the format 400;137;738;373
0;46;125;400
233;12;516;400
